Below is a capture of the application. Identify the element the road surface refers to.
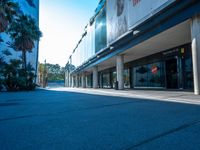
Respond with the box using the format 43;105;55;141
0;89;200;150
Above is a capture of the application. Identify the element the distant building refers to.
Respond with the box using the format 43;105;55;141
0;0;39;80
66;0;200;95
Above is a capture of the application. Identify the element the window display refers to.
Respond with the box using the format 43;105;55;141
134;62;164;88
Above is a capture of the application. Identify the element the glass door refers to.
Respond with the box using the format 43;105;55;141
165;58;178;89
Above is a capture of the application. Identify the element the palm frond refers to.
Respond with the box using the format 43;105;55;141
2;49;12;56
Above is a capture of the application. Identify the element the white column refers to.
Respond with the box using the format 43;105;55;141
72;75;75;88
191;14;200;95
64;71;69;87
81;73;86;88
93;66;98;89
116;55;124;90
69;73;71;87
64;72;67;87
76;75;79;88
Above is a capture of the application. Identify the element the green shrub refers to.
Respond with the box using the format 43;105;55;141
0;59;37;91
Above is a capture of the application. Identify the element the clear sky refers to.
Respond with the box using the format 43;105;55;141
39;0;99;67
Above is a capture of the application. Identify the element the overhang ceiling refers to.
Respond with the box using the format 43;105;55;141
85;20;191;73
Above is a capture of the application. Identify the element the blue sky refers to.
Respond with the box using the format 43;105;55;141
39;0;99;66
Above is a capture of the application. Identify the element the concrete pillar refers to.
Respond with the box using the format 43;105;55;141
76;75;79;88
72;75;75;88
64;72;67;87
64;71;69;87
81;73;86;88
191;14;200;95
93;66;98;89
69;73;72;87
116;55;124;90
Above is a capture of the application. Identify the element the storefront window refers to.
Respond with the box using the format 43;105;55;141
102;73;111;88
112;71;117;88
184;57;193;89
86;74;92;88
111;69;130;88
134;62;164;88
124;69;130;88
149;63;164;87
134;65;148;87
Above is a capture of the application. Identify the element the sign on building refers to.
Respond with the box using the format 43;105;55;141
128;0;173;29
107;0;128;44
106;0;175;44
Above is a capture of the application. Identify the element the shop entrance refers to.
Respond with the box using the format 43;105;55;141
165;58;178;89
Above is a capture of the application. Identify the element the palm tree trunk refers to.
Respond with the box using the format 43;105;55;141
22;50;28;88
22;50;27;71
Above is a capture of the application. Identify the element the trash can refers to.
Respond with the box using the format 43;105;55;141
115;81;118;90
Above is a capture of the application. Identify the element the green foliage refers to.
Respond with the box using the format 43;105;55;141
8;15;42;71
65;63;76;72
0;0;42;91
39;63;65;82
47;63;65;81
0;36;3;43
0;56;5;90
0;0;19;32
8;15;42;51
0;57;36;91
2;49;12;56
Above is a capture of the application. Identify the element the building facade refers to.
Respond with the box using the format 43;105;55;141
0;0;39;80
66;0;200;95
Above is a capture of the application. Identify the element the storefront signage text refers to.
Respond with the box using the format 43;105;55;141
163;48;179;56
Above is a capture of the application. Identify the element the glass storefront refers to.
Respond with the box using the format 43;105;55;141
101;69;130;89
133;62;165;88
132;44;193;90
183;54;193;89
165;58;178;89
102;72;111;88
86;74;93;88
95;44;193;90
112;71;117;88
124;69;130;88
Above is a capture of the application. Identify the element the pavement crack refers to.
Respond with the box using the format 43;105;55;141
123;120;200;150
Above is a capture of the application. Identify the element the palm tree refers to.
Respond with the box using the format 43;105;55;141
0;0;19;32
8;15;42;71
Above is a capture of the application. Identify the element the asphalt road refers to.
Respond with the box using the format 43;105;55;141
0;89;200;150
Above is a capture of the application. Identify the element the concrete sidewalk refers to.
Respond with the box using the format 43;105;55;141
48;88;200;105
